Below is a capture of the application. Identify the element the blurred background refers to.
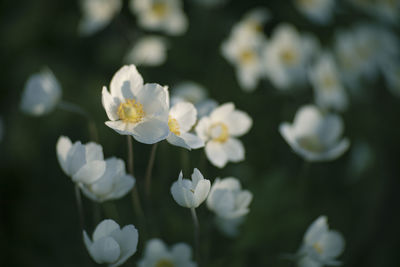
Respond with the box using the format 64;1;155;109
1;0;400;266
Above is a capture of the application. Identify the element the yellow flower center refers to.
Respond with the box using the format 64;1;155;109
155;259;175;267
117;99;145;123
322;74;337;89
297;0;316;7
168;116;180;136
247;21;263;32
239;50;256;64
280;48;298;65
210;122;229;143
312;242;324;254
152;2;168;17
297;136;324;153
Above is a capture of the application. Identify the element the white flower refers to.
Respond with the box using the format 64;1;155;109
56;136;106;185
78;0;122;35
125;36;168;67
130;0;188;35
195;103;252;168
309;52;348;112
170;168;210;208
231;8;270;41
80;157;135;202
20;68;62;116
215;216;245;238
206;177;252;219
279;105;350;161
138;238;196;267
83;219;139;267
294;0;335;24
264;24;318;90
297;216;345;267
102;65;170;144
166;102;204;150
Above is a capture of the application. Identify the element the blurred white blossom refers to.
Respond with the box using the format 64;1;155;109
102;65;170;144
138;238;196;267
264;24;318;90
294;0;335;24
56;136;106;185
83;219;138;267
309;52;348;112
125;36;168;67
170;168;210;208
279;105;350;161
348;0;399;25
130;0;188;35
297;216;345;267
20;68;62;116
166;102;204;150
78;0;122;35
215;216;245;238
80;157;135;202
195;103;252;168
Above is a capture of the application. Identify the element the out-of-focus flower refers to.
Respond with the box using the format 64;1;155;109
297;216;345;267
138;238;196;267
195;103;252;168
130;0;188;35
102;65;170;144
166;102;204;150
347;141;374;181
170;168;210;208
264;24;318;90
125;36;168;67
348;0;399;25
231;8;270;41
206;177;252;219
83;219;139;267
56;136;106;185
78;0;122;35
294;0;335;24
171;82;218;118
20;68;62;116
80;157;135;202
279;105;350;161
383;61;400;97
215;216;245;238
309;52;348;112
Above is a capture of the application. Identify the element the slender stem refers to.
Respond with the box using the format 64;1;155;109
190;207;200;266
127;136;134;175
145;143;158;197
74;185;85;230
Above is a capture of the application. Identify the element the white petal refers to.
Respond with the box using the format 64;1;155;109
180;132;204;149
136;83;169;118
102;86;120;121
225;110;252;137
222;138;245;162
208;189;235;217
108;174;135;200
210;103;235;122
191;168;204;187
195;117;212;141
304;216;328;245
72;160;106;184
298;256;322;267
292;105;323;137
105;120;135;135
318;138;350;161
110;65;143;101
320;231;345;260
89;237;121;264
205;141;228;168
169;102;197;133
236;190;253;211
131;119;170;144
85;142;104;162
93;219;120;241
143;238;168;258
56;136;72;175
66;141;86;175
171;243;192;262
170;180;195;208
318;114;344;146
193;179;210;207
166;133;192;150
109;225;139;267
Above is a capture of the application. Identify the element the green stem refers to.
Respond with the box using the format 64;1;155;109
145;143;158;197
74;185;85;230
191;207;200;266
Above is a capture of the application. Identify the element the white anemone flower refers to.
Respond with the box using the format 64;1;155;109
20;68;62;116
264;24;318;90
294;0;335;24
102;65;170;144
206;177;253;219
279;105;350;161
309;52;348;112
83;219;139;267
138;238;196;267
231;8;270;41
297;216;345;267
195;103;252;168
166;102;204;150
56;136;106;185
130;0;188;35
78;0;122;35
80;157;135;202
125;36;168;67
170;168;210;208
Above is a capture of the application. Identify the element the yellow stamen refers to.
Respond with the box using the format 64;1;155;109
168;116;180;136
313;242;324;254
210;122;229;143
297;136;324;153
239;50;255;64
248;21;263;32
280;49;297;65
155;259;175;267
117;99;145;124
152;2;167;17
322;74;337;89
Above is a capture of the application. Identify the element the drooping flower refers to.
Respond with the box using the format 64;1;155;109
130;0;188;35
166;102;204;150
195;103;252;168
80;157;135;202
264;24;318;90
56;136;106;185
78;0;122;35
297;216;345;267
279;105;350;161
83;219;139;267
294;0;335;24
102;65;170;144
170;168;210;208
309;52;348;112
138;238;196;267
20;68;62;116
125;36;168;67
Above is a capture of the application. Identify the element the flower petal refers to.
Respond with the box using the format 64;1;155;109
72;160;106;184
93;219;120;241
108;174;135;200
89;236;121;264
320;230;345;260
166;133;192;150
195;117;212;141
102;86;120;121
85;142;104;162
66;141;86;175
304;216;328;245
225;110;253;137
131;119;170;144
222;138;245;162
169;102;197;133
180;132;204;149
193;179;211;208
136;83;169;119
56;136;72;175
210;102;235;122
109;225;139;267
205;141;228;168
110;65;144;101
